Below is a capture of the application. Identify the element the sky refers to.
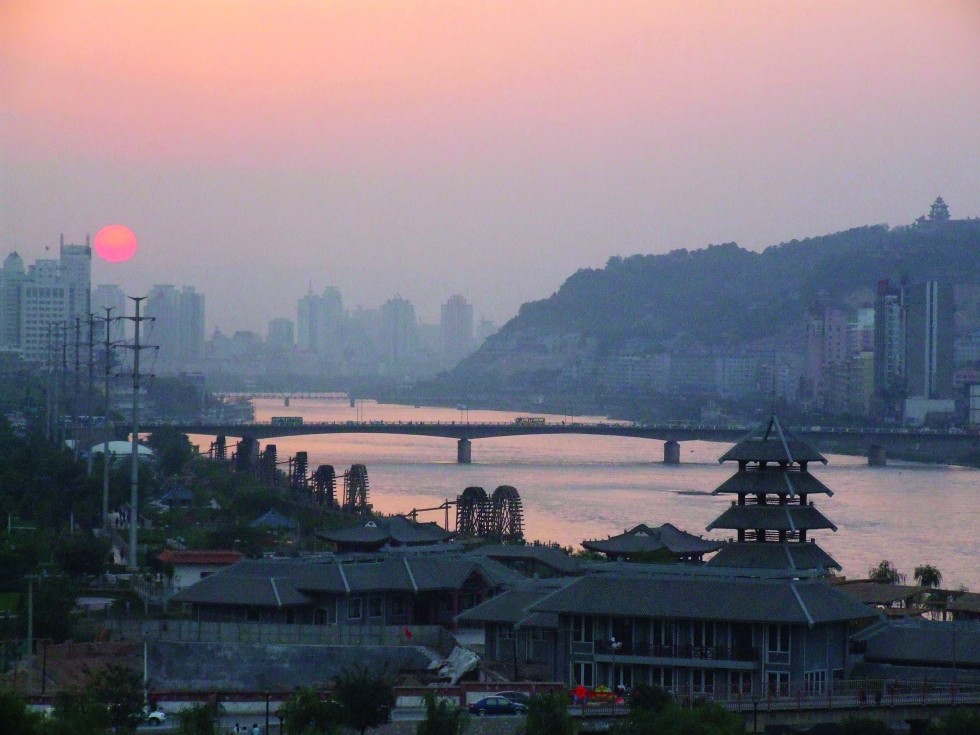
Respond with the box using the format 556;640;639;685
2;0;979;334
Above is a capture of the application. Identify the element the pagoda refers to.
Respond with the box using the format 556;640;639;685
705;415;841;573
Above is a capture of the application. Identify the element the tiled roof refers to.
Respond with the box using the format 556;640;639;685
711;468;834;497
706;542;840;571
171;553;523;606
718;416;826;465
530;572;874;625
319;515;454;545
582;523;723;556
831;580;928;606
250;509;299;530
852;619;980;667
948;591;980;614
157;549;242;566
455;579;571;627
707;504;837;532
468;544;581;574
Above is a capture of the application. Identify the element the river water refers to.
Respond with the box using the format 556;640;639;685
199;397;979;591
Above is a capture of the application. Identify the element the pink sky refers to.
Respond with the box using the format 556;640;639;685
2;0;979;330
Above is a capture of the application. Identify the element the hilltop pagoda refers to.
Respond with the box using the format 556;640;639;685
705;416;840;573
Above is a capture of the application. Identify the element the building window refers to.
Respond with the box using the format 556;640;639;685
766;671;789;697
692;669;714;696
573;662;594;688
498;624;514;640
390;596;405;617
730;671;752;696
572;616;594;643
368;597;383;619
348;598;362;621
766;624;790;664
804;670;827;694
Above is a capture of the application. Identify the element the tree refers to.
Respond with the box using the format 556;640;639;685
931;708;980;735
524;692;576;735
868;560;905;584
913;564;942;588
614;702;742;735
838;716;891;735
0;689;45;735
176;702;225;735
278;686;342;735
332;665;395;735
146;426;195;476
56;532;111;579
46;688;113;735
625;684;671;714
415;691;467;735
86;663;146;733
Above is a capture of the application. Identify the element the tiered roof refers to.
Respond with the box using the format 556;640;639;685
318;514;455;552
582;523;723;561
706;416;840;573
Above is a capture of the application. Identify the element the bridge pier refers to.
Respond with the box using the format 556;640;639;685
664;440;681;465
457;438;472;464
868;444;887;467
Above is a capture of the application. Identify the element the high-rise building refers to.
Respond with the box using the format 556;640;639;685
146;285;205;370
903;281;954;400
0;239;91;362
380;295;418;372
296;286;344;358
267;318;294;351
440;294;474;367
873;279;905;410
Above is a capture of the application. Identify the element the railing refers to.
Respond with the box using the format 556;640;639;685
106;619;454;653
595;639;758;663
570;679;980;715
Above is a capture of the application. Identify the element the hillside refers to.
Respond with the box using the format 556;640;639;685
448;218;980;396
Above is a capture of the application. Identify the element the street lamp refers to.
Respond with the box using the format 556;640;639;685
609;636;622;714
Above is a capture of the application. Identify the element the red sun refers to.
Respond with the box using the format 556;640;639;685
94;225;138;263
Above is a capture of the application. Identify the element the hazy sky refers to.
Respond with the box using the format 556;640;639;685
2;1;979;333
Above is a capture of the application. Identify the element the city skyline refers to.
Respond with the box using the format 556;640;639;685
3;1;979;333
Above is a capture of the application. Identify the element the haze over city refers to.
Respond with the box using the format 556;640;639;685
3;1;979;333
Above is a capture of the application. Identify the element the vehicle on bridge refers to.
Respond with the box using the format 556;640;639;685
514;417;546;425
271;416;303;426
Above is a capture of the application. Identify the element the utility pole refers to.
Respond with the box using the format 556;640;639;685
122;297;154;570
86;313;96;476
99;307;119;532
26;576;34;696
73;317;82;460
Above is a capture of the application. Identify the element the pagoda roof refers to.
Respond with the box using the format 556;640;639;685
581;523;723;556
705;541;840;571
707;503;837;532
712;467;833;497
319;515;454;548
718;415;826;465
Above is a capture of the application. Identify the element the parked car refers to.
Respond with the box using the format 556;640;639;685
468;696;527;717
145;709;167;725
494;691;531;706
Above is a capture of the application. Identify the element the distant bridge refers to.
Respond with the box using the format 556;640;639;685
141;420;980;465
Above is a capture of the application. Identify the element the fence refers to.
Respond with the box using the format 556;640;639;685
107;619;455;653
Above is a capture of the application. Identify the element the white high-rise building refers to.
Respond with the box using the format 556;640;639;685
146;284;205;371
0;239;91;362
296;286;345;358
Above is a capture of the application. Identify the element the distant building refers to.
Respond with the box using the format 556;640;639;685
380;295;419;374
296;285;344;360
267;317;294;351
146;285;205;370
440;294;474;367
873;279;905;415
0;238;91;363
903;281;954;400
92;284;128;342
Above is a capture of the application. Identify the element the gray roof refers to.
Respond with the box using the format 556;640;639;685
706;542;841;571
948;591;980;614
582;523;723;556
250;509;299;530
832;581;928;606
711;468;834;497
171;553;523;606
707;503;837;532
319;515;454;546
852;619;980;667
468;544;581;574
455;579;571;628
718;416;826;465
530;572;874;625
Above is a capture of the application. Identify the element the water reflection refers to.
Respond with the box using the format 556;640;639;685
192;397;978;590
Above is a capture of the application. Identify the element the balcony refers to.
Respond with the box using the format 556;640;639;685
595;639;758;663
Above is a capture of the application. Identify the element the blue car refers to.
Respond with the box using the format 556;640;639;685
468;696;527;717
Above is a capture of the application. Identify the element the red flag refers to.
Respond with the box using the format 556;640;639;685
403;627;413;640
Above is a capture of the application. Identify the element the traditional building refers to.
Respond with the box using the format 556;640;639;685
319;514;455;553
582;523;722;563
705;416;841;573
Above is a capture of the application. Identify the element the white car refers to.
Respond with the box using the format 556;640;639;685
145;709;167;725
